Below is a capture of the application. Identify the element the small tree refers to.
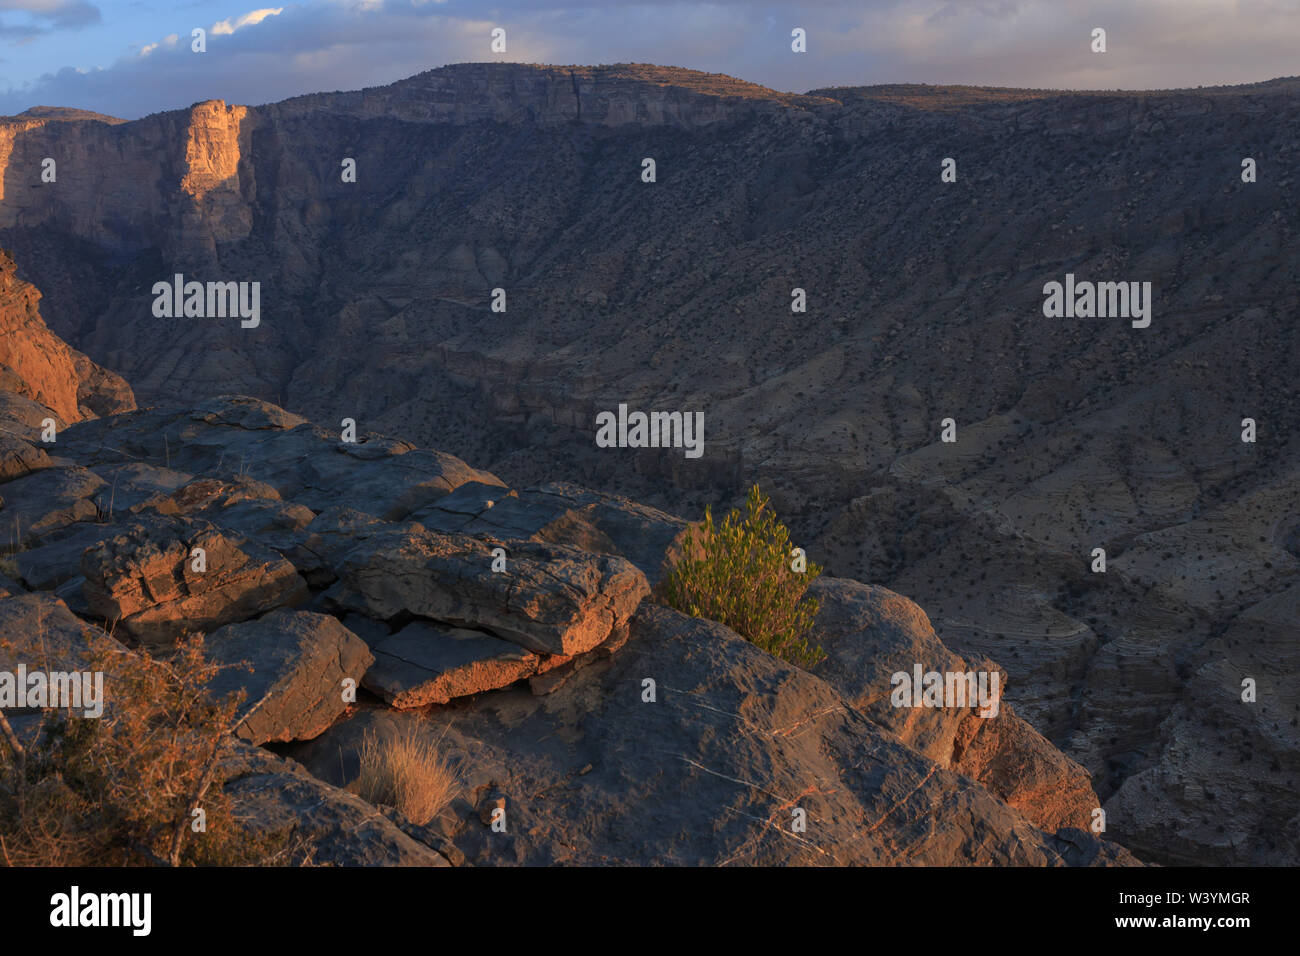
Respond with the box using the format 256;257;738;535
664;484;825;667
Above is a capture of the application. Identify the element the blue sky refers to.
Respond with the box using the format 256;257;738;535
0;1;1296;119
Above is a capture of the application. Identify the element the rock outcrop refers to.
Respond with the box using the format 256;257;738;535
0;371;1140;865
809;577;1101;833
325;526;648;656
287;606;1137;866
80;515;309;646
0;249;133;427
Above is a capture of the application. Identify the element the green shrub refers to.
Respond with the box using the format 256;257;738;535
664;484;826;667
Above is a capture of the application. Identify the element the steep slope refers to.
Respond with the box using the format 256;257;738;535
0;248;133;428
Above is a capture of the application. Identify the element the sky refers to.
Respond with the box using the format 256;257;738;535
0;0;1296;119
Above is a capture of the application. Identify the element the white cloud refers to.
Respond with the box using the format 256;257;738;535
212;7;284;37
139;34;178;58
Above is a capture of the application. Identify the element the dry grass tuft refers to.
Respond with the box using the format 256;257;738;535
355;725;457;826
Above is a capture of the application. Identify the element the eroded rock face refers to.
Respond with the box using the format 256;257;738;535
0;250;133;426
808;577;1101;833
79;515;308;644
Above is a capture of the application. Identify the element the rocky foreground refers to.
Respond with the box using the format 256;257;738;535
0;256;1136;865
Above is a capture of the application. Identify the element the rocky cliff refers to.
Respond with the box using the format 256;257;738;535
0;249;133;427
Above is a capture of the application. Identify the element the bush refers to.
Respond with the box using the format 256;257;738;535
0;633;283;866
664;484;826;667
355;725;457;826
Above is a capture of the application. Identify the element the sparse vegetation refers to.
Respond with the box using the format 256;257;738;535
0;633;282;866
355;725;457;826
663;484;826;667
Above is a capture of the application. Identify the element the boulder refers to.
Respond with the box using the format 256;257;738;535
0;591;121;674
326;525;650;656
808;577;1101;833
204;609;374;744
0;465;105;547
0;434;51;483
219;740;450;866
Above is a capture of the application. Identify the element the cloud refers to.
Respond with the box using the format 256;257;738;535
139;34;178;58
0;0;1295;119
0;0;99;37
211;7;283;37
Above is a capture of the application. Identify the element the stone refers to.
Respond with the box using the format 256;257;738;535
362;621;547;708
203;609;374;745
808;577;1101;833
219;740;450;866
0;465;105;547
80;515;308;645
327;526;650;656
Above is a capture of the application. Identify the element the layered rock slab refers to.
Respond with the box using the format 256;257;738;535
413;480;692;586
363;621;546;708
60;395;503;521
79;514;307;644
325;525;649;656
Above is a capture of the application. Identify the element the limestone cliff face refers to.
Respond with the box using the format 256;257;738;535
0;64;823;268
0;99;255;267
0;249;134;425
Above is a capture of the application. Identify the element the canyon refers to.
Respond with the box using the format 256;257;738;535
0;62;1297;864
